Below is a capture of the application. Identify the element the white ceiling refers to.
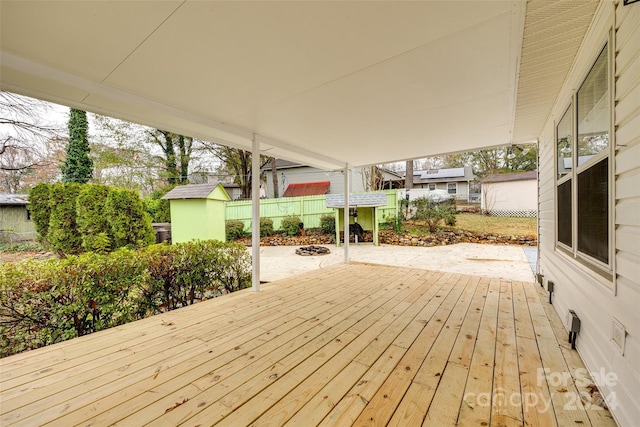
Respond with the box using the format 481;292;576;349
0;1;598;170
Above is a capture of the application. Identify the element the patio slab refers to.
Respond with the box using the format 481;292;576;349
258;243;536;283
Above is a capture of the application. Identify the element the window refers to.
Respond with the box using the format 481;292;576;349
447;183;457;195
428;184;436;191
557;106;572;248
555;43;611;271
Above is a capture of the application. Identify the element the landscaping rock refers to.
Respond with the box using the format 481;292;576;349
237;227;536;248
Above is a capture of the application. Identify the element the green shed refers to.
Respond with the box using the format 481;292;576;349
163;183;230;243
326;192;388;246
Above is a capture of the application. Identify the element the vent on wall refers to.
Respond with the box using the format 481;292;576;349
567;310;581;350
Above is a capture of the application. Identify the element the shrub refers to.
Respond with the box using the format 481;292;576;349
320;214;336;236
145;185;174;223
260;218;274;237
281;215;302;237
0;249;148;355
28;183;52;243
226;220;246;241
47;182;83;255
0;240;251;357
410;197;457;232
105;188;155;249
77;184;112;252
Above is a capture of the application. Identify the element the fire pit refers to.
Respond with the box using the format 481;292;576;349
296;245;331;256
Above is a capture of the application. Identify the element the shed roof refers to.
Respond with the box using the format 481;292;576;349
282;181;330;197
0;194;28;206
326;192;388;208
482;171;537;183
163;183;226;200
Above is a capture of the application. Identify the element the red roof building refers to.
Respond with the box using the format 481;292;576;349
282;181;330;197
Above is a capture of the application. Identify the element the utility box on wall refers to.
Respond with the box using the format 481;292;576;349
163;183;231;243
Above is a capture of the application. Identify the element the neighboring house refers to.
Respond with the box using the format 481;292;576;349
405;167;476;201
263;160;367;198
481;171;537;217
162;183;230;243
0;194;35;242
219;181;243;201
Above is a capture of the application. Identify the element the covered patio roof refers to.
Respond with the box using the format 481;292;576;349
0;0;599;170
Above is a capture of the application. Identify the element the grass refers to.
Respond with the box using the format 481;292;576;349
0;241;44;252
399;213;537;237
447;212;536;236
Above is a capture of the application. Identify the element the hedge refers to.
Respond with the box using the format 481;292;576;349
0;240;251;357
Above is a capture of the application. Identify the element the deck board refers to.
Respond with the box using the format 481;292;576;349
0;263;617;426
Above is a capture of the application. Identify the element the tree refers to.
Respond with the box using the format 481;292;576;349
105;188;155;249
47;182;83;255
415;156;444;171
200;143;269;199
91;114;164;194
61;108;93;183
443;145;537;178
148;130;193;185
363;165;385;191
28;183;52;242
405;160;414;190
270;157;279;198
0;92;65;192
76;184;112;252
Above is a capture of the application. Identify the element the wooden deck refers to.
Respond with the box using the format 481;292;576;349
0;263;617;426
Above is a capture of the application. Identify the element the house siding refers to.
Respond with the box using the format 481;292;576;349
538;2;640;426
481;179;537;217
0;205;33;233
414;181;470;199
265;166;366;198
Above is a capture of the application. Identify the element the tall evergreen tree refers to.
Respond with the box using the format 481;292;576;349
61;108;93;183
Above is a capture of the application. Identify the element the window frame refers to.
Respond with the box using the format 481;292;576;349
447;182;457;195
554;39;614;281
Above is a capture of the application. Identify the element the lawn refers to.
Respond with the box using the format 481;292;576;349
448;212;536;236
402;212;537;237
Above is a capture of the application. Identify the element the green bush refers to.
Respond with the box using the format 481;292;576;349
0;240;251;357
28;183;52;243
77;184;112;252
281;215;302;237
105;188;155;249
260;218;274;237
226;220;246;241
320;214;336;236
144;185;174;223
47;182;83;254
410;197;457;232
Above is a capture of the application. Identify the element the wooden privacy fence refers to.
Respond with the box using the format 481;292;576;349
225;190;398;231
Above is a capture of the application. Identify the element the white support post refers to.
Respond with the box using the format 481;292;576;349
344;164;350;264
251;135;260;292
